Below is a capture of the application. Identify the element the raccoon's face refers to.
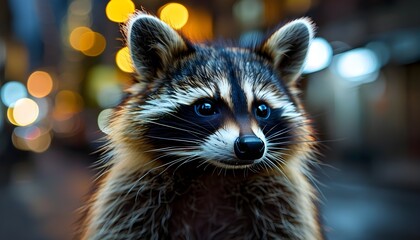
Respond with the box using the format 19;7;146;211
118;14;315;171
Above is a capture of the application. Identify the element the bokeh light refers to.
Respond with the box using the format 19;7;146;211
233;0;263;26
81;32;106;56
27;71;54;98
69;27;106;56
366;41;391;67
6;106;18;125
303;38;333;74
284;0;312;14
77;31;96;51
0;104;3;129
14;126;40;140
97;86;123;108
334;48;380;81
52;114;82;137
54;90;84;120
4;43;29;81
116;47;134;73
86;65;123;108
12;126;52;153
69;26;92;51
97;108;113;134
159;3;189;29
106;0;135;23
35;97;51;121
181;8;213;42
12;98;40;126
69;0;92;16
1;81;27;107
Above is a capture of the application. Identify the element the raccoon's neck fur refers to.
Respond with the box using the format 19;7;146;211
80;150;321;240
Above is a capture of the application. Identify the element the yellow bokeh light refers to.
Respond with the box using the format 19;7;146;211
82;32;106;56
159;3;189;29
12;98;39;126
69;27;106;56
115;47;134;73
106;0;135;23
27;71;54;98
7;107;18;125
78;31;96;51
69;26;92;51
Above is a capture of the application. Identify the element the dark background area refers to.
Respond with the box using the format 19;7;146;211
1;0;420;239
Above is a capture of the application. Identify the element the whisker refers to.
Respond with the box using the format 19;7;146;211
267;132;313;142
265;155;292;184
141;119;207;137
165;111;214;135
146;135;203;145
266;123;309;140
144;146;199;153
172;155;201;175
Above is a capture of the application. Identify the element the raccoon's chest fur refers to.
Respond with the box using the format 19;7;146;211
168;173;298;239
87;167;314;240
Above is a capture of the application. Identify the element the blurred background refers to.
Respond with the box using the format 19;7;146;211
0;0;419;239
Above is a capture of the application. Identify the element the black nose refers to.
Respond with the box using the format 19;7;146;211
234;135;265;160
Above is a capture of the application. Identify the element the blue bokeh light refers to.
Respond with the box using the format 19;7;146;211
1;81;28;107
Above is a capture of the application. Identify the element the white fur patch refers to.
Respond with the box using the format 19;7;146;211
241;80;255;112
217;78;233;109
200;122;270;169
138;86;215;119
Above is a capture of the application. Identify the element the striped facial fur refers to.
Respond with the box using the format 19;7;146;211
112;13;316;172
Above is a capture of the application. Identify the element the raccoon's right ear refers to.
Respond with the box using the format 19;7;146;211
126;13;192;81
258;18;314;86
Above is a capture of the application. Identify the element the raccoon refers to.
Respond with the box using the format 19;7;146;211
79;12;322;240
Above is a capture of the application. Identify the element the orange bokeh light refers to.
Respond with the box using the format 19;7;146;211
27;71;54;98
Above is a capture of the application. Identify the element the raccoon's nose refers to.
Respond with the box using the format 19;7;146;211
234;135;265;160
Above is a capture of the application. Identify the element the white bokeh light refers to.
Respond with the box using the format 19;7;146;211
97;108;113;134
334;48;380;82
303;38;333;74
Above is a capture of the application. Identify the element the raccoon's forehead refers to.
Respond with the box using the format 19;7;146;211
169;48;288;102
139;48;292;118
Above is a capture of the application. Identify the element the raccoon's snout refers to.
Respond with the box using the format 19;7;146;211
234;135;265;160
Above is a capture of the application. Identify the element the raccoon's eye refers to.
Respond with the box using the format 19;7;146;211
195;101;218;117
255;103;270;119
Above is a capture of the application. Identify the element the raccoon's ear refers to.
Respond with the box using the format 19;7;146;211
259;18;314;86
126;13;192;80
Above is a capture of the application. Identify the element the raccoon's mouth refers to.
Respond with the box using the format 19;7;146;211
219;160;256;166
209;159;262;169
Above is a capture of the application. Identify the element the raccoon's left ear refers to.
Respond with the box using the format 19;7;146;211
259;18;315;86
126;13;192;81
